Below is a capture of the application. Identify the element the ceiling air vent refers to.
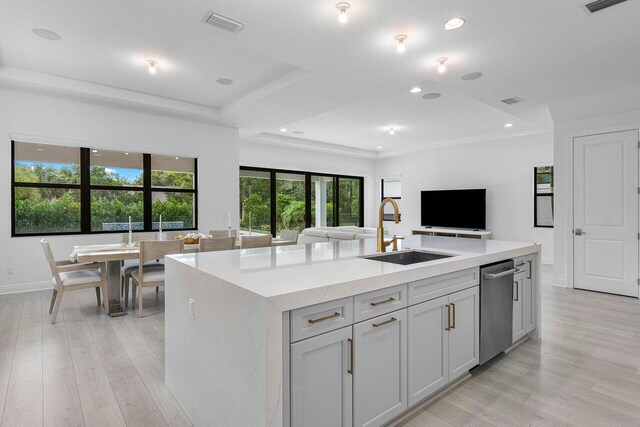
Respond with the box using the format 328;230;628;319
202;10;246;34
501;97;525;105
585;0;627;13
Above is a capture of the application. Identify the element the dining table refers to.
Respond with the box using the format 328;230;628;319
69;242;200;316
69;238;298;316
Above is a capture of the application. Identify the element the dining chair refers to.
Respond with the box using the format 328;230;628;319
41;239;108;324
240;234;272;249
279;229;299;243
209;229;237;238
131;239;184;317
199;237;235;252
120;232;160;301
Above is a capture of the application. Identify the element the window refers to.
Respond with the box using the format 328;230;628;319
151;155;197;230
239;167;364;237
534;166;553;228
239;169;271;234
11;141;198;236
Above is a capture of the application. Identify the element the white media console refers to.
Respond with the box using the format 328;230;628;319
411;227;492;240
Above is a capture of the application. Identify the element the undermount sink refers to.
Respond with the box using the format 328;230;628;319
364;250;454;265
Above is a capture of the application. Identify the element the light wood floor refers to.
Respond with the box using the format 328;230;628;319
3;268;640;426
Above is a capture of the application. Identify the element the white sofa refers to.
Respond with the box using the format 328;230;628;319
297;226;377;244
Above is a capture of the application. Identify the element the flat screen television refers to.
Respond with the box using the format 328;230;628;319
421;189;486;230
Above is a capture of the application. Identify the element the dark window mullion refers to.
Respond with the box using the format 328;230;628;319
334;176;340;227
304;173;311;229
270;170;277;237
359;177;365;227
143;154;152;231
80;147;91;233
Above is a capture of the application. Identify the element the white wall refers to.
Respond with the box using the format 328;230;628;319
375;133;555;264
239;140;377;227
550;84;640;288
0;86;239;294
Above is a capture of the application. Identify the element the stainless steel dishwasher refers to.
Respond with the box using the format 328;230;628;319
479;260;516;365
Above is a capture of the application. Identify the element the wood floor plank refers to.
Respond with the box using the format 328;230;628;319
1;401;43;427
130;353;191;426
43;366;84;427
70;345;118;414
110;375;168;427
82;404;126;427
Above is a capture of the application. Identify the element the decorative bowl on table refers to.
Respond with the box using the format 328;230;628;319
176;232;210;245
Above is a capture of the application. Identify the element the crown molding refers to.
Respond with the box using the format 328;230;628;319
0;65;234;127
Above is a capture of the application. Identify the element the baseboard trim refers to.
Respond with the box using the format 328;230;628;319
552;277;568;288
541;258;553;265
0;281;52;295
386;373;472;426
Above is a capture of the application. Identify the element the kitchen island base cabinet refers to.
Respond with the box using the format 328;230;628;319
353;310;407;427
291;327;353;427
407;287;479;407
513;255;537;344
407;296;449;407
447;287;480;381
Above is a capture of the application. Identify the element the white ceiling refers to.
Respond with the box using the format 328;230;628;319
1;0;640;156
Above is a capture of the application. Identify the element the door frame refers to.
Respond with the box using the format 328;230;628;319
565;124;640;292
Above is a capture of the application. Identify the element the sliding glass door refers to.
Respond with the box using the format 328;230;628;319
239;167;364;237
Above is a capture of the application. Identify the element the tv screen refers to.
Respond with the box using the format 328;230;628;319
421;189;486;230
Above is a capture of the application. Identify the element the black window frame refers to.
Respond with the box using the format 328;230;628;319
240;166;365;237
11;140;198;237
533;165;553;228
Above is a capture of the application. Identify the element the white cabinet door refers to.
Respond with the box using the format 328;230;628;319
512;276;526;343
447;286;479;381
291;327;352;427
353;310;407;427
407;296;449;407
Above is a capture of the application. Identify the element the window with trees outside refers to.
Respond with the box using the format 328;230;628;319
239;167;364;237
534;165;553;228
12;140;197;236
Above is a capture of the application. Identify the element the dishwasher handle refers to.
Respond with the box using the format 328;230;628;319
483;268;517;279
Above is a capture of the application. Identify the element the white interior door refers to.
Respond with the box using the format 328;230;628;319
573;130;639;297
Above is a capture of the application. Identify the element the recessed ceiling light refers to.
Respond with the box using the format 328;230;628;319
147;60;157;74
437;58;448;74
409;87;422;93
504;123;514;128
32;28;61;41
280;128;287;132
125;152;129;155
336;2;350;24
36;148;44;152
445;18;465;30
389;127;396;136
292;131;304;135
216;78;234;85
395;35;407;53
461;72;483;81
175;157;179;160
377;146;383;150
422;92;441;99
92;149;98;153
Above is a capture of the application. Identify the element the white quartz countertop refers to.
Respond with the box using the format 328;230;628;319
168;235;540;311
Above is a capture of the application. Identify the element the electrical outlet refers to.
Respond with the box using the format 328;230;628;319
189;298;195;320
6;267;14;276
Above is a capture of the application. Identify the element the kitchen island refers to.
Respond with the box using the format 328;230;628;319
165;235;540;427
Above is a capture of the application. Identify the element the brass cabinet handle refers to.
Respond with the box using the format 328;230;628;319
308;312;341;324
527;260;532;279
445;304;451;331
450;303;456;330
373;317;397;328
370;297;396;307
514;281;519;301
347;338;353;375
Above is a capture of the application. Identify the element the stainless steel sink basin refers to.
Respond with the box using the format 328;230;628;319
364;250;453;265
